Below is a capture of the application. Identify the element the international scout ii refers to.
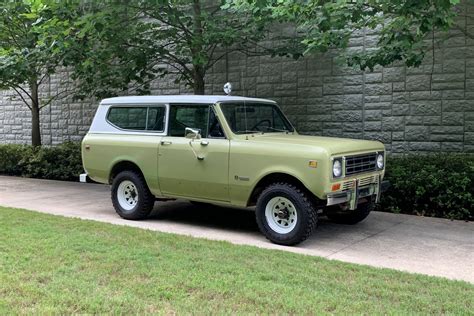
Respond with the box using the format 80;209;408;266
81;92;388;245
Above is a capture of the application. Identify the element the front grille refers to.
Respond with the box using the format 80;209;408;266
359;175;378;187
345;153;377;176
341;175;378;191
342;181;355;190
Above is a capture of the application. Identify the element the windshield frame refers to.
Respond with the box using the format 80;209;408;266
217;101;296;135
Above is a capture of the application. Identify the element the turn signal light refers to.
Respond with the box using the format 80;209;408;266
331;183;341;191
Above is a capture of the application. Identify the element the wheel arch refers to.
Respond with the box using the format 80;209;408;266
109;160;145;185
247;172;319;207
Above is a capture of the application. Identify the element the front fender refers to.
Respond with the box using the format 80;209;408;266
228;141;330;206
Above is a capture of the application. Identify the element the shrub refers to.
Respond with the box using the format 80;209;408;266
1;143;472;221
379;154;474;221
0;142;83;181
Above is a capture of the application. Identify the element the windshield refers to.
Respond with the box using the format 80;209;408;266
220;102;294;134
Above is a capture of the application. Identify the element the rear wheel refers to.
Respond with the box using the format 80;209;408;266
256;183;317;246
326;200;374;224
111;170;155;220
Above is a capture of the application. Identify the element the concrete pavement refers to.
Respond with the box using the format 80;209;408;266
0;175;473;283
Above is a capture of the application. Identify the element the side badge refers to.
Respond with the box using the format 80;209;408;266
234;175;250;181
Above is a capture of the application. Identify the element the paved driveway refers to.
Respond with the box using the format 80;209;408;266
0;175;473;283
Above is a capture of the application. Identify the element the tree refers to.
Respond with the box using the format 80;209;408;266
69;0;270;97
0;0;273;145
226;0;466;71
0;0;79;146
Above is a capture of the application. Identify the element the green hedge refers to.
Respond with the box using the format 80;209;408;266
380;154;474;221
0;142;83;181
0;143;472;220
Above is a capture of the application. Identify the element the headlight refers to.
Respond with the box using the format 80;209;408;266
377;153;384;169
332;159;342;178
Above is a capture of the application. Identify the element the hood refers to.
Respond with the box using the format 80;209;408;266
247;133;384;155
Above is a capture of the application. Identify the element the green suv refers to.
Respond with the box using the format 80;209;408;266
81;94;388;245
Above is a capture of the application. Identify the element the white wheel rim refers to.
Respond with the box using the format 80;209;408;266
117;180;138;212
265;196;298;234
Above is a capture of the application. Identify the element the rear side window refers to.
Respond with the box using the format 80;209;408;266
107;106;165;131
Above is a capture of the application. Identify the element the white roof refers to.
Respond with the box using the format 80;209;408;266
100;95;276;105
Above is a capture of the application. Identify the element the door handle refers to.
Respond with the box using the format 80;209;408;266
200;141;209;146
160;141;172;145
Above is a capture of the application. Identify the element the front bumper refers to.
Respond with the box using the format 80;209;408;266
327;175;390;210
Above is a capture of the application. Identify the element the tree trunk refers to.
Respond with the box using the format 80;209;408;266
193;69;205;95
30;82;41;147
192;0;205;95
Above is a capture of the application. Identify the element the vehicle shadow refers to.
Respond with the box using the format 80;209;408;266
149;201;259;233
148;200;337;235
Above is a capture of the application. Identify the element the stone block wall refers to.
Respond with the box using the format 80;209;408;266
1;2;473;153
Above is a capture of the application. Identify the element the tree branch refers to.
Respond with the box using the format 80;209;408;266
11;86;32;110
38;72;50;86
9;83;35;103
206;51;231;70
39;84;78;109
164;52;192;75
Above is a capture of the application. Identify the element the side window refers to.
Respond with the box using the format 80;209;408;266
208;108;225;138
108;107;147;130
107;106;165;131
169;104;210;137
147;107;166;131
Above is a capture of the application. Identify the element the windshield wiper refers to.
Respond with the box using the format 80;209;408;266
264;127;289;132
236;130;263;134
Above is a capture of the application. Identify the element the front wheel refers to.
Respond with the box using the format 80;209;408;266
111;170;155;220
326;201;374;224
256;183;318;246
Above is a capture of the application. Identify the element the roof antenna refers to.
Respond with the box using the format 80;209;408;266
241;69;245;96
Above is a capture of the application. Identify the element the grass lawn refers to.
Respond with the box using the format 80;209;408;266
0;206;472;314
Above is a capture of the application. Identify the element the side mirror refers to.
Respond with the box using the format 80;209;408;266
185;127;201;140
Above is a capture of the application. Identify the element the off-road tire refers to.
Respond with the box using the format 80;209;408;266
111;170;155;220
256;183;318;246
326;201;374;225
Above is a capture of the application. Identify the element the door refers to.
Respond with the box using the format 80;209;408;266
158;104;230;201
